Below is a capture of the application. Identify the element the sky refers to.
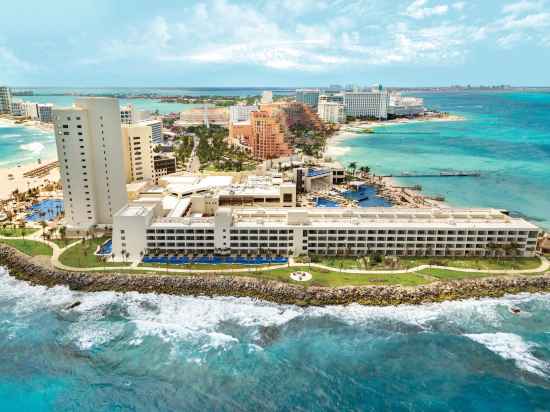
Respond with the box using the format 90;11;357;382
1;0;550;87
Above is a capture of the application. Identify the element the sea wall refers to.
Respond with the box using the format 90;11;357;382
1;245;549;306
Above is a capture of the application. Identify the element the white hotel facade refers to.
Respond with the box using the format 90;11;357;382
343;89;390;119
53;97;128;229
113;203;539;261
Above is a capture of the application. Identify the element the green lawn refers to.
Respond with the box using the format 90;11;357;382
312;255;542;271
251;267;429;287
58;237;129;268
0;227;39;237
1;239;53;256
69;264;545;287
311;256;365;270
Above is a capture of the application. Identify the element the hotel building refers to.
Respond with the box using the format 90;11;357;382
388;94;425;117
249;111;293;160
343;89;390;119
317;97;346;124
296;89;321;108
53;97;128;229
177;107;229;127
23;101;39;119
37;103;53;123
229;105;257;124
0;86;12;114
121;123;155;183
261;90;273;104
10;100;25;116
113;202;539;261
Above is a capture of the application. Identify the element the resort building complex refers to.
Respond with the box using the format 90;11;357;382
53;97;128;229
40;90;540;265
0;86;12;114
113;197;539;262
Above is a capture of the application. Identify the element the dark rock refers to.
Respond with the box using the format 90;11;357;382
1;245;549;306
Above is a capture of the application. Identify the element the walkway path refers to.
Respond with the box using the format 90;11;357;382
2;232;549;276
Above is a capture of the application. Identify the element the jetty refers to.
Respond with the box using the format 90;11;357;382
382;171;481;178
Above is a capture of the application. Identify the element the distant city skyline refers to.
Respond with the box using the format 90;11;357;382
1;0;550;87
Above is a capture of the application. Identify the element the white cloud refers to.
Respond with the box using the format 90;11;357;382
81;0;550;73
0;46;34;72
502;0;544;15
405;0;449;19
452;2;466;11
497;32;526;47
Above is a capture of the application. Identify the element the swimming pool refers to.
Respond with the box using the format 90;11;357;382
315;197;339;208
26;199;64;222
96;239;112;256
142;256;288;265
343;185;392;207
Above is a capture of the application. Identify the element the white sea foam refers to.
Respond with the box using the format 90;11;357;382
20;142;45;154
464;332;549;377
2;266;550;355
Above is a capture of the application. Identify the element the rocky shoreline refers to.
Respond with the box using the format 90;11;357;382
1;245;549;306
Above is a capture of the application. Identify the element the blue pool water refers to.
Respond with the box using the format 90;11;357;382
143;255;288;265
96;239;112;256
344;185;392;207
315;197;339;207
1;268;550;411
25;199;64;222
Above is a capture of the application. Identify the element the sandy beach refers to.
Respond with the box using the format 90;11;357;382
0;160;60;200
0;117;59;200
0;117;54;133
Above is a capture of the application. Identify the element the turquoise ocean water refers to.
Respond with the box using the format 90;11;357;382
0;123;57;168
1;268;550;411
334;91;550;229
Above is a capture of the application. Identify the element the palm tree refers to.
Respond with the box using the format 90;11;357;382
58;225;67;246
39;220;48;240
19;221;27;244
348;161;358;177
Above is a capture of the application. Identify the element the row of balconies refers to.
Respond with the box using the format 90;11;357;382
305;229;531;236
148;235;215;241
147;229;215;234
147;242;215;249
306;236;527;243
230;236;290;241
306;243;528;251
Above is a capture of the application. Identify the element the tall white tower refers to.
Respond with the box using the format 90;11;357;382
53;97;128;229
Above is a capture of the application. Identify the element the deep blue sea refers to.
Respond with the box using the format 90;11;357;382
1;268;550;411
334;91;550;229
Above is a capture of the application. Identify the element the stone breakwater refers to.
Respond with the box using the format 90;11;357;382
1;245;550;306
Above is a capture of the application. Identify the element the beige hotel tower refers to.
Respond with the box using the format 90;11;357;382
53;97;128;229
